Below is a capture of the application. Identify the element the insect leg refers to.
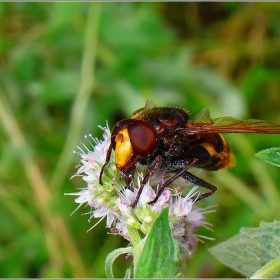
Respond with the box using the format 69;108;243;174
148;158;198;204
182;171;217;201
99;144;113;185
130;155;161;208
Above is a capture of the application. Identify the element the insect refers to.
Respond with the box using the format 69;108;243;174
100;101;280;207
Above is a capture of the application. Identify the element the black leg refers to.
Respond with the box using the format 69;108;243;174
181;171;217;201
99;144;113;185
130;155;161;208
148;158;198;204
148;158;217;204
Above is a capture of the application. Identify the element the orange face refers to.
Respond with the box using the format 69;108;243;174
111;119;157;171
114;128;134;170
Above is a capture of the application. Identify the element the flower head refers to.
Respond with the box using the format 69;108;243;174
67;123;215;254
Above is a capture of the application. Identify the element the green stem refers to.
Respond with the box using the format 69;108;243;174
250;258;280;279
105;246;133;278
126;225;145;277
104;225;143;278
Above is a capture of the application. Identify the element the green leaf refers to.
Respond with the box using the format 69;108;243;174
135;207;177;278
209;221;280;277
256;147;280;167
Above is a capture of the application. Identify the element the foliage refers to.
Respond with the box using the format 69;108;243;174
1;2;280;278
135;207;178;278
256;148;280;167
209;221;280;278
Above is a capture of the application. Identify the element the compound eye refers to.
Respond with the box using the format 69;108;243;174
111;119;133;149
128;120;157;156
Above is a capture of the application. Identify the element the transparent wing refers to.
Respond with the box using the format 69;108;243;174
187;108;280;134
131;99;156;119
144;99;156;110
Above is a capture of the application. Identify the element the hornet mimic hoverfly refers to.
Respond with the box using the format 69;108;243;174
100;101;280;207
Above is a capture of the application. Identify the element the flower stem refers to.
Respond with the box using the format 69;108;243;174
105;246;133;278
126;225;145;277
250;258;280;279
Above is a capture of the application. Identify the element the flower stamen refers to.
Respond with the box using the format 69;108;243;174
86;216;106;233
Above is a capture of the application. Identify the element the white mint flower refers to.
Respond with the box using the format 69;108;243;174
66;123;215;254
66;124;121;230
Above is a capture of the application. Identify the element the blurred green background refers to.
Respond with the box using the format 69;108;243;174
1;2;280;278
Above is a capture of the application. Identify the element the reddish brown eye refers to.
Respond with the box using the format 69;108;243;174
111;119;133;149
128;120;157;156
